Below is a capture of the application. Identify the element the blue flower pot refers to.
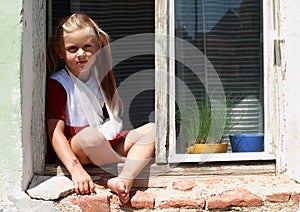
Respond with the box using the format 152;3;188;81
229;134;264;152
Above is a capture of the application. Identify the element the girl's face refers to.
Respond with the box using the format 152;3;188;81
57;28;101;78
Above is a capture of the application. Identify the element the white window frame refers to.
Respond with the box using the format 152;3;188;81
37;0;285;174
25;0;300;188
155;0;283;165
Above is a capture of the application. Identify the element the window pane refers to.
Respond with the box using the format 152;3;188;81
175;0;263;153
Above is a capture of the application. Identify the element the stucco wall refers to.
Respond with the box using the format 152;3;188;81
0;0;23;200
0;0;299;206
283;0;300;182
0;0;46;202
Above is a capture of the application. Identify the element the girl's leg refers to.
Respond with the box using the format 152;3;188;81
71;127;126;166
107;123;155;204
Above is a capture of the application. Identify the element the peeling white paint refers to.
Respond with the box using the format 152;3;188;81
281;0;300;182
1;1;300;209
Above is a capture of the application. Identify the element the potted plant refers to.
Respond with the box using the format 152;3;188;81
177;95;239;154
229;133;264;152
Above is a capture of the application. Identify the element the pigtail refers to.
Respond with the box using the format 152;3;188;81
93;22;124;117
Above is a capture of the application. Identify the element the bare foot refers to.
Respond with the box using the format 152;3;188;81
107;177;133;204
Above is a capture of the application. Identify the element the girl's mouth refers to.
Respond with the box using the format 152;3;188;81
77;61;88;66
78;60;87;64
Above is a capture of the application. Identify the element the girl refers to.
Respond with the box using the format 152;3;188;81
46;13;155;204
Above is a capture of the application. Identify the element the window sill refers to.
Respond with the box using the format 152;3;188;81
44;160;275;187
168;152;275;163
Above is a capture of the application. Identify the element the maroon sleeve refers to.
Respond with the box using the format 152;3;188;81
46;78;67;120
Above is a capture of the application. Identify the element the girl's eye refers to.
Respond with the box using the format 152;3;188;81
83;45;92;50
67;47;77;53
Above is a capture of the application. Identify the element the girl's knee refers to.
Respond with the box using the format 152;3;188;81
146;122;155;130
138;123;156;144
144;122;155;128
140;122;156;135
77;127;107;148
146;122;156;138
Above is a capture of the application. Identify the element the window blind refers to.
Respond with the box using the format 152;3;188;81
175;0;263;151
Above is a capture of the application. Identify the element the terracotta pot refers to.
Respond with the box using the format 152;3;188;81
186;143;228;154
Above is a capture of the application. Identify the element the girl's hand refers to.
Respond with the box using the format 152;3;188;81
71;167;95;195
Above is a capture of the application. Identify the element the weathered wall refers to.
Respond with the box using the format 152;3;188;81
0;0;46;202
22;0;47;179
0;0;299;206
0;0;23;199
283;0;300;182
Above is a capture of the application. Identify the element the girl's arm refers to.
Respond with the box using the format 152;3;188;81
47;118;95;195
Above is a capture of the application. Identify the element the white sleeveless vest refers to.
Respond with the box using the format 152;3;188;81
50;68;122;140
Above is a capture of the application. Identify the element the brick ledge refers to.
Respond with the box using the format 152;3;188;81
54;174;300;211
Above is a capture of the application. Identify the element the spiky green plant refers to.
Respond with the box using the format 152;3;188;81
177;95;239;146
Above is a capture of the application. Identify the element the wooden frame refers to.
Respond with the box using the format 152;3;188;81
155;0;169;164
37;0;287;177
155;0;281;164
44;161;276;187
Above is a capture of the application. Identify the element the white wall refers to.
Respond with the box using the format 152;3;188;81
21;0;35;190
283;0;300;182
0;0;299;205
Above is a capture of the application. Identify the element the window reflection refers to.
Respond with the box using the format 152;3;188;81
175;0;263;153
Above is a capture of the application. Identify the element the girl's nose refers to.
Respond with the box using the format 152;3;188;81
77;48;86;57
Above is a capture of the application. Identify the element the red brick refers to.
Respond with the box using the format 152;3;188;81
131;190;155;209
172;180;196;191
207;189;263;210
291;193;300;203
266;192;291;203
66;194;110;212
199;177;223;184
159;198;205;209
277;176;292;184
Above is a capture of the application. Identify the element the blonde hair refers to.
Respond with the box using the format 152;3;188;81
47;13;122;116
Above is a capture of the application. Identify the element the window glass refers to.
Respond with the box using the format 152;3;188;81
175;0;263;153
